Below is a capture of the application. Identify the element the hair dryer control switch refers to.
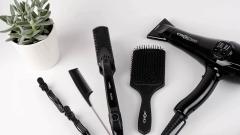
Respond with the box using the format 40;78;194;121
213;41;233;60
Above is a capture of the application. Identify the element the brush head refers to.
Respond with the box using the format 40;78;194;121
93;26;115;74
130;46;165;93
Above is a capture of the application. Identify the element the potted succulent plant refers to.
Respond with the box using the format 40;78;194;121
0;0;59;70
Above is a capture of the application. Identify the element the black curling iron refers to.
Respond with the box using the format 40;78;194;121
37;77;91;135
93;26;124;135
147;19;240;134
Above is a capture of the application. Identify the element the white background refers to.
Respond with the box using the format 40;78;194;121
0;0;240;135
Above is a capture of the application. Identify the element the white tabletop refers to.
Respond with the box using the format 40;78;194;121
1;0;240;135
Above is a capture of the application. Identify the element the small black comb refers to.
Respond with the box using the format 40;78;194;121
130;45;165;134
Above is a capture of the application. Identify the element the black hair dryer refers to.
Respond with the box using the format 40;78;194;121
147;19;240;135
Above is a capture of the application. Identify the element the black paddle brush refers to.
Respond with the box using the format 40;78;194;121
130;46;165;134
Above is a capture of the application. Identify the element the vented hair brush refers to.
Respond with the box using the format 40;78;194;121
130;46;165;134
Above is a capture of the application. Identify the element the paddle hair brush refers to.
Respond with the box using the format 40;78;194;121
130;46;165;134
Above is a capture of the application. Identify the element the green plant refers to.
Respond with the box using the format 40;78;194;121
0;0;53;45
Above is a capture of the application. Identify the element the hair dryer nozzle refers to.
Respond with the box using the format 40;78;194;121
147;18;174;41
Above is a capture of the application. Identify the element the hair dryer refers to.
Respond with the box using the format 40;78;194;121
147;18;240;134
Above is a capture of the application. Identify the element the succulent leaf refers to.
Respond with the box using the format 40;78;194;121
43;28;49;34
9;33;21;38
25;2;31;13
35;0;41;8
32;11;38;18
0;16;8;23
44;3;50;10
20;2;26;12
36;19;53;26
16;21;30;26
14;0;21;10
19;36;25;44
6;37;15;42
12;5;18;13
22;39;34;44
22;29;33;35
6;16;13;25
0;26;15;33
31;0;36;8
10;5;15;16
41;11;51;20
35;34;47;40
41;0;48;7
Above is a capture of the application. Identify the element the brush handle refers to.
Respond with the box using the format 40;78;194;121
138;94;152;134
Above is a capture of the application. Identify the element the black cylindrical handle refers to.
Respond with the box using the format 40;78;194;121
37;77;65;112
37;77;91;135
161;112;186;135
69;68;93;106
64;106;91;135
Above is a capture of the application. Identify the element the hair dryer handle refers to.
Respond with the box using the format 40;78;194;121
161;66;220;135
175;66;220;116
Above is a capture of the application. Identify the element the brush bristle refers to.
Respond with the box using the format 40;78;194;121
93;26;115;65
130;45;165;87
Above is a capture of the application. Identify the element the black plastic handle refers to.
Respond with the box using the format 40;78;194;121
138;94;152;134
161;66;220;135
102;61;123;135
37;77;91;135
175;66;220;116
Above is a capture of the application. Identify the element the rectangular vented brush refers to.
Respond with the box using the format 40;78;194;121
130;45;165;134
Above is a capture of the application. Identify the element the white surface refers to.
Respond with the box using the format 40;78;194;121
0;0;240;135
14;25;59;70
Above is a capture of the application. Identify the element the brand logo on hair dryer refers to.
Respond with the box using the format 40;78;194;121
177;33;198;43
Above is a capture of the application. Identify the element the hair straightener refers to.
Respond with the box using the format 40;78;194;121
93;26;124;135
147;19;240;134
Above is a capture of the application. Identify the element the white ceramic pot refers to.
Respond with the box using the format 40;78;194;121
13;25;60;70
